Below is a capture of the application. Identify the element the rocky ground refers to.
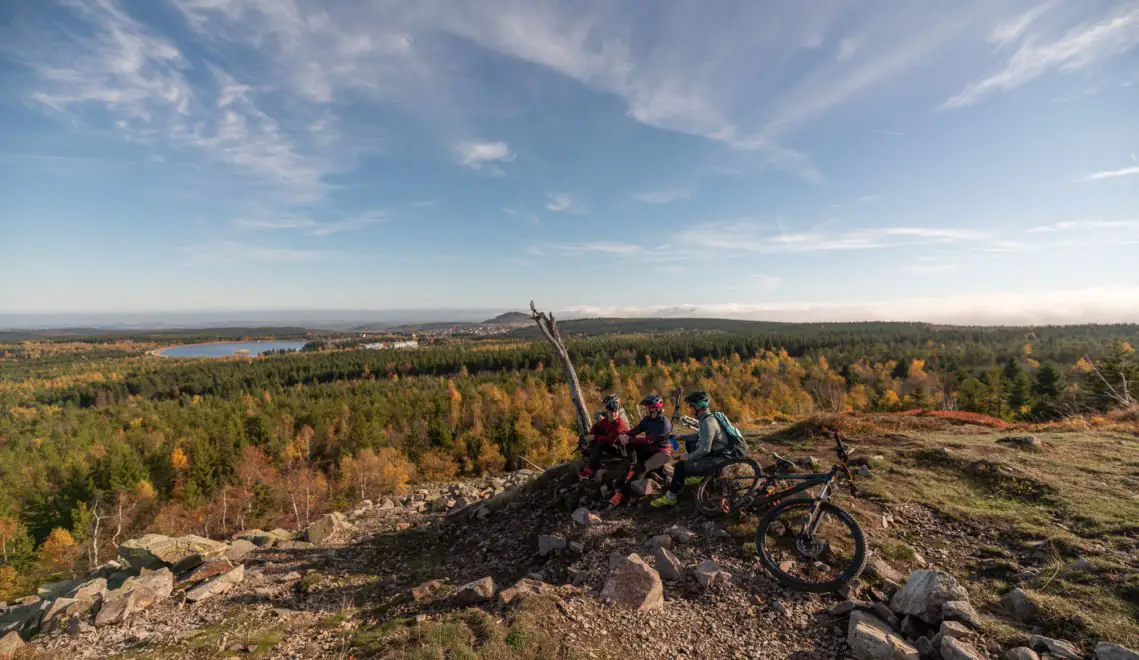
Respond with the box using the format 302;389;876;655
3;418;1138;659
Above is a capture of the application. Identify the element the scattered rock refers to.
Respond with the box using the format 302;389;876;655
305;512;352;544
1028;636;1081;660
653;546;684;582
453;577;496;606
914;636;935;658
858;465;873;477
0;631;24;657
498;579;552;606
379;498;397;510
941;600;982;629
941;636;986;660
571;507;601;527
867;557;905;585
1096;642;1139;660
95;587;159;626
847;610;919;660
225;539;257;562
1065;558;1095;573
1001;588;1039;622
664;525;697;544
1004;648;1040;660
40;596;100;634
38;579;82;601
65;577;107;602
871;602;899;629
122;568;175;600
411;580;444;602
693;560;731;589
568;541;584;554
829;600;869;617
181;558;237;585
647;534;673;551
889;570;970;624
601;554;664;611
629;478;658;497
66;616;93;636
118;534;227;572
538;534;566;556
608;551;625;570
997;436;1043;450
185;564;244;603
939;620;972;639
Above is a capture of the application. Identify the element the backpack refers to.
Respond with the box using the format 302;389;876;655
711;411;749;458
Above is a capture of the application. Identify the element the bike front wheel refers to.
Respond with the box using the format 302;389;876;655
755;498;866;593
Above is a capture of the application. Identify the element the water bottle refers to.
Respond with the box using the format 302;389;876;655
669;434;679;452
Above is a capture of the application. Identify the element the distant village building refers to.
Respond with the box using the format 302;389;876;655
364;339;419;350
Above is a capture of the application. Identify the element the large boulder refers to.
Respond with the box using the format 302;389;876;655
1028;636;1080;660
65;578;108;602
39;596;101;634
1003;648;1040;660
453;577;496;606
941;637;986;660
185;564;244;602
305;513;352;544
1096;643;1139;660
410;580;444;602
498;579;553;606
94;587;159;627
1001;588;1039;622
664;525;697;544
118;534;227;572
653;546;684;582
889;570;969;624
225;539;257;562
38;579;83;601
0;602;40;636
601;554;664;611
122;568;175;600
941;600;982;629
693;560;731;588
847;611;919;660
0;631;25;657
181;558;238;586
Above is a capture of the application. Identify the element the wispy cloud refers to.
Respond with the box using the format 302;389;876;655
456;140;514;172
545;193;576;213
236;211;385;236
631;188;691;204
1078;166;1139;182
943;4;1139;108
871;129;904;137
1028;219;1139;233
183;240;333;263
836;37;862;62
675;221;989;254
989;3;1056;46
553;242;640;255
854;194;883;203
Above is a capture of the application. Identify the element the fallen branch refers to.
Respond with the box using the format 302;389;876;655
530;301;591;435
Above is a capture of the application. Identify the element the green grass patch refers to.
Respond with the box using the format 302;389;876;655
878;538;916;562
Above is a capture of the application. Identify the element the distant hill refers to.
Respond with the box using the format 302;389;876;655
483;311;530;325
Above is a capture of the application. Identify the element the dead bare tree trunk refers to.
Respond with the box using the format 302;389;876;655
530;301;591;435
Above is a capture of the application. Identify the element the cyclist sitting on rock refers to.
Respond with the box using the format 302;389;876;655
651;391;740;508
606;394;672;508
578;394;630;480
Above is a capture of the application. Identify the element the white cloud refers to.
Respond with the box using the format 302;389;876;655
989;3;1056;46
553;242;640;255
854;194;882;203
1079;166;1139;182
236;211;385;236
558;286;1139;324
836;37;862;62
944;4;1139;109
675;221;989;254
631;188;691;204
751;274;783;290
456;140;514;171
871;129;904;137
545;193;575;213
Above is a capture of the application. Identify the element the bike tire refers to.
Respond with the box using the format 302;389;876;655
755;499;866;593
696;457;762;517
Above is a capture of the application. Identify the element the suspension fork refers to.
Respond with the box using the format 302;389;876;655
801;474;836;538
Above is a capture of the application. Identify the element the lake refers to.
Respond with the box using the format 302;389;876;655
156;340;306;358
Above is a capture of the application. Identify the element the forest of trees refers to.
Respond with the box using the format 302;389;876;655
1;323;1136;600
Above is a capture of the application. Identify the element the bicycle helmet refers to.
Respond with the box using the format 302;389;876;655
602;394;621;412
641;394;665;410
684;391;711;408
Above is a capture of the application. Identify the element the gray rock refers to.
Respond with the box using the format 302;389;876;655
664;525;697;544
1029;636;1081;660
847;610;919;660
646;534;673;551
66;616;93;636
871;602;899;629
410;580;444;602
829;600;869;617
568;541;584;554
497;579;552;606
629;478;657;496
118;534;227;572
1003;648;1040;660
181;558;238;585
537;534;566;556
379;498;397;510
225;539;257;562
185;564;244;602
1001;588;1039;622
941;600;982;628
867;557;905;584
122;568;174;600
608;551;625;570
305;513;351;544
858;465;873;477
693;559;731;588
939;620;972;639
653;546;684;582
889;570;970;624
38;579;83;601
0;631;24;656
453;577;496;606
914;637;935;659
40;597;99;634
997;436;1043;450
65;577;108;602
1096;643;1139;660
601;554;664;611
87;559;125;580
1065;558;1095;573
95;587;159;626
940;637;986;660
571;507;600;527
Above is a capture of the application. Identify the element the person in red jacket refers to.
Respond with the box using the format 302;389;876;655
578;394;630;479
606;394;673;508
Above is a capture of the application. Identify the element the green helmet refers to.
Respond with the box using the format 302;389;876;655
684;391;711;408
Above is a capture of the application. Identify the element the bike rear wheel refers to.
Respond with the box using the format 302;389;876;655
755;498;866;593
696;457;761;516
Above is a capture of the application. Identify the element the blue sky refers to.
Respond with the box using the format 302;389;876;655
2;0;1138;324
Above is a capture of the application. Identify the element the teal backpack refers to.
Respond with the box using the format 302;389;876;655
711;411;749;458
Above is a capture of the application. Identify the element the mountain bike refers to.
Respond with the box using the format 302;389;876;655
751;432;866;592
